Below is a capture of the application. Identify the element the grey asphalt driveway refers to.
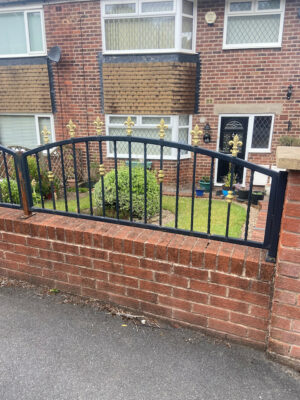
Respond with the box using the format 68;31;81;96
0;285;299;400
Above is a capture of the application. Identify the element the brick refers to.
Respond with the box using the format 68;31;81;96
208;319;248;338
140;280;172;296
210;271;250;290
5;252;27;264
3;233;26;245
268;338;290;356
250;305;269;319
173;265;208;281
52;242;79;255
210;296;249;314
277;262;300;279
281;217;300;234
140;258;171;273
14;244;39;258
247;328;266;343
53;262;79;275
290;346;300;359
260;262;274;281
158;295;192;312
18;264;41;276
28;257;52;270
109;273;138;288
230;312;268;331
127;288;157;303
245;248;260;278
191;239;207;268
204;241;220;270
123;265;153;281
94;259;122;274
173;287;208;304
155;272;189;288
228;288;270;307
26;237;52;250
65;254;91;267
97;281;126;296
190;280;227;297
156;233;173;261
217;243;234;273
43;269;68;282
80;247;108;260
275;276;300;293
193;303;229;321
273;289;297;305
272;303;300;320
230;246;246;276
271;315;291;331
271;329;300;346
79;267;108;281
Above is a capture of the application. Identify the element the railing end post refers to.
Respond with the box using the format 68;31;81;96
16;151;32;218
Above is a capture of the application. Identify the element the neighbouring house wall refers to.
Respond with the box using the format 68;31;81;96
0;59;52;114
0;208;274;349
195;0;300;166
268;170;300;369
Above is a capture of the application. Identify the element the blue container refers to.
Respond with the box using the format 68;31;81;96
222;189;228;196
196;189;204;197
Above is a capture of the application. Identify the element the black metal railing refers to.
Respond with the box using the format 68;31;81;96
0;145;22;209
0;137;287;261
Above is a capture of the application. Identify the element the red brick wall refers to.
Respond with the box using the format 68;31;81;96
44;1;103;141
268;170;300;369
0;208;274;349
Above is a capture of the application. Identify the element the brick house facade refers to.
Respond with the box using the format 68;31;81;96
0;0;299;184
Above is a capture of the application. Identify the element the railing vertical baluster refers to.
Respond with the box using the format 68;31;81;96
85;141;93;215
35;153;44;209
175;148;181;229
98;140;105;217
3;152;12;203
159;145;164;226
190;152;197;231
13;156;22;207
113;140;119;219
207;157;214;235
72;142;80;214
244;169;254;241
225;162;235;238
144;143;147;224
128;140;133;222
59;145;68;212
47;148;56;211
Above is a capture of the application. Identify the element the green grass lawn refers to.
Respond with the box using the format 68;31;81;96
162;197;246;238
43;193;246;238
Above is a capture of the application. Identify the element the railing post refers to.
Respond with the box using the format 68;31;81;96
266;170;288;262
15;151;32;218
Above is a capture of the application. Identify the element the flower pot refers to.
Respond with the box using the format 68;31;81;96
195;189;204;197
199;181;211;192
251;193;260;205
222;186;231;197
237;189;249;200
253;191;265;201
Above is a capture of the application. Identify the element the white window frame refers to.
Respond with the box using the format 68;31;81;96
0;113;55;147
105;114;191;160
0;5;46;58
101;0;197;54
223;0;285;50
215;113;274;186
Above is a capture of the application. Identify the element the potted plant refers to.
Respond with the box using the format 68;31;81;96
252;190;265;201
222;172;237;196
237;186;250;200
199;176;211;192
195;188;205;197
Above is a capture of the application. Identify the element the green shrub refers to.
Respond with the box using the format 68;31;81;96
11;155;60;199
279;135;300;147
0;179;20;204
94;166;159;219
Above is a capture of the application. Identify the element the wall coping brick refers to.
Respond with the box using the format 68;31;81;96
277;147;300;170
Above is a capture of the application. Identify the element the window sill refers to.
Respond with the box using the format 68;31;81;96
102;49;196;55
248;150;271;154
0;53;47;59
222;44;282;50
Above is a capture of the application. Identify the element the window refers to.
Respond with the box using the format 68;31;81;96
0;8;45;57
249;115;273;151
101;0;197;53
223;0;285;49
0;115;54;149
106;114;191;159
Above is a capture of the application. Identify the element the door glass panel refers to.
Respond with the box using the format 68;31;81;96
38;117;52;144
